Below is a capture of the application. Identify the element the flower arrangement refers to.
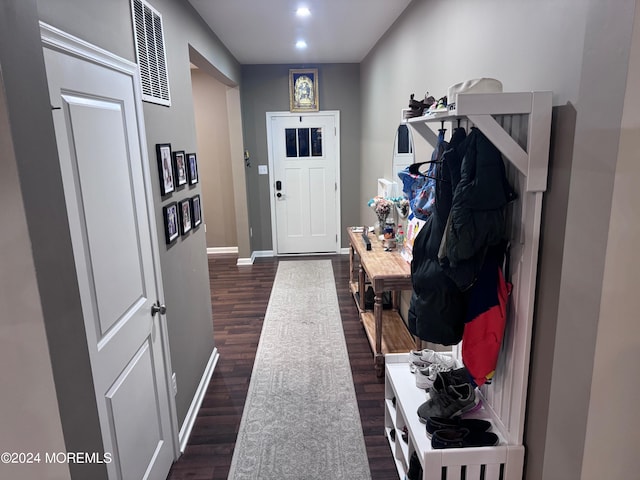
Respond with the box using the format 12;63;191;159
368;196;411;234
393;197;410;218
368;196;393;218
368;196;393;231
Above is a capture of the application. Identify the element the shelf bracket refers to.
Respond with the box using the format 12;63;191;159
407;121;439;148
466;114;529;179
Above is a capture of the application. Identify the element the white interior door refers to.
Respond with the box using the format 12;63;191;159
268;112;340;254
42;27;177;479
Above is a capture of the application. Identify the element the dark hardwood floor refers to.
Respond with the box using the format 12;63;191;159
166;254;398;480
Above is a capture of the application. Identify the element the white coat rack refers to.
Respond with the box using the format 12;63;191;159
385;91;552;480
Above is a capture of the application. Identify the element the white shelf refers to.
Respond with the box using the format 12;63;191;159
403;91;552;193
406;92;536;122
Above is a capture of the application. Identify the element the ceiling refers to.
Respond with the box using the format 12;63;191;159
187;0;413;64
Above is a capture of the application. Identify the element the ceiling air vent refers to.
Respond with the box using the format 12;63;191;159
131;0;171;106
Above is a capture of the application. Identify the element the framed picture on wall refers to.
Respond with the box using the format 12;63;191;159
289;68;319;112
156;143;175;195
162;202;179;244
179;198;192;235
173;150;187;187
191;195;202;228
187;152;199;185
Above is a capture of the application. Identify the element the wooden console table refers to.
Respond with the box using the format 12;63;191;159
347;227;417;376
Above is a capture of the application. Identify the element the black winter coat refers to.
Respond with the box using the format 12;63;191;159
409;128;513;345
440;128;515;290
409;128;468;345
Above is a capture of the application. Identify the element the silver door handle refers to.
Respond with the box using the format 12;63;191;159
151;302;167;316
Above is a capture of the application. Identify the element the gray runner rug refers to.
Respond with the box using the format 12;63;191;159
227;260;371;480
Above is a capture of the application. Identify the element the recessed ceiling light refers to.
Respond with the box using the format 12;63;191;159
296;7;311;17
296;40;307;49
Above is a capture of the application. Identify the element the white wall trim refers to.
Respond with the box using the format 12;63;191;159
252;250;274;260
236;250;274;266
207;247;238;255
178;347;219;453
40;22;137;75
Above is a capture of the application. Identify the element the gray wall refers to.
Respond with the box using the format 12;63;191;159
0;1;106;478
581;4;640;475
11;0;241;454
240;63;361;251
0;7;71;479
360;0;638;478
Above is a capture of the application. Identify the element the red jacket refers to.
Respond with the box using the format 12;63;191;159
462;264;511;386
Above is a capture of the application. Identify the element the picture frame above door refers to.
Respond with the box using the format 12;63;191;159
289;68;319;112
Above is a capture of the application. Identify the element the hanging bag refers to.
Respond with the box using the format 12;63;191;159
397;129;447;221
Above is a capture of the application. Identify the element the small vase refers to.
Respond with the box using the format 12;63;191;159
376;214;388;235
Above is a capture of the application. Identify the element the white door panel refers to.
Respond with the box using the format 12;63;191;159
106;341;163;480
309;167;329;236
63;95;148;336
269;113;340;254
43;27;176;480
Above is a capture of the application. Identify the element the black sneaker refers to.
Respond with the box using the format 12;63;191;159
417;383;479;423
431;427;499;449
431;367;475;395
406;451;423;480
426;416;491;438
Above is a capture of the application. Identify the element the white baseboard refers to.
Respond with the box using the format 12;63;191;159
178;347;219;453
234;250;275;265
208;247;347;259
237;250;274;265
253;250;274;259
207;247;238;255
237;249;349;264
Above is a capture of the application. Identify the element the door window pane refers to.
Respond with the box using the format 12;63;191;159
285;128;297;157
311;128;323;156
298;128;310;157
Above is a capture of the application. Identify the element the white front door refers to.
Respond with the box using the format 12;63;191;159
42;26;177;479
267;112;340;254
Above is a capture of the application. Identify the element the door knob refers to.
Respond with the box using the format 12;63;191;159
151;302;167;316
277;192;282;198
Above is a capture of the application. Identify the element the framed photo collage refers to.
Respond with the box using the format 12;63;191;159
156;143;202;245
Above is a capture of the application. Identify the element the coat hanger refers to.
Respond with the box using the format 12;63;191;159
408;160;440;175
408;122;451;182
408;161;450;183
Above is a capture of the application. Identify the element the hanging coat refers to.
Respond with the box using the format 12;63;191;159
439;128;515;291
462;243;511;386
409;128;468;345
